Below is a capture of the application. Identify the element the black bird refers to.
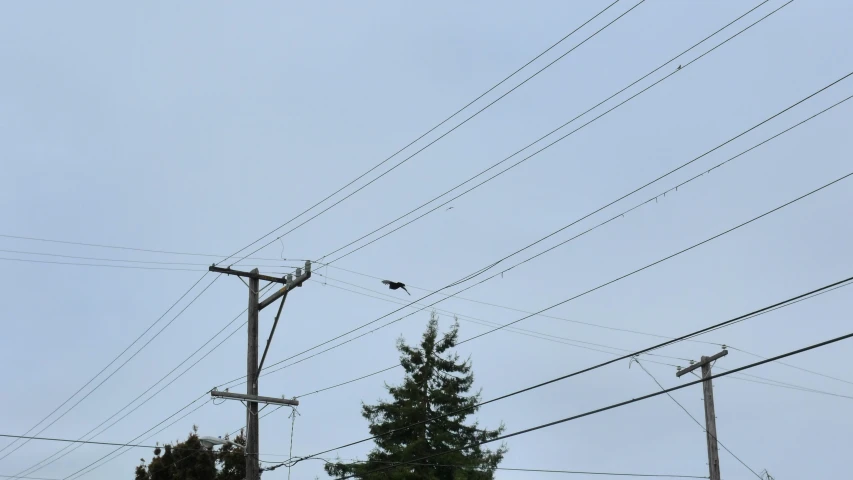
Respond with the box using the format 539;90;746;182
677;64;682;70
382;280;410;295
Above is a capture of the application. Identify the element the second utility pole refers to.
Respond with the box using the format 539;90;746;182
676;349;728;480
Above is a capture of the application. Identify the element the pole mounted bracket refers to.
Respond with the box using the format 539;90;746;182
211;388;299;407
676;350;728;378
257;261;311;311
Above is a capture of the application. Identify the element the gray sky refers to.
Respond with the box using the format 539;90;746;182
1;1;852;479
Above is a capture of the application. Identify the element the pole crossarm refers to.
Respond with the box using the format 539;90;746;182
211;389;299;407
258;261;311;311
209;265;290;284
676;349;728;377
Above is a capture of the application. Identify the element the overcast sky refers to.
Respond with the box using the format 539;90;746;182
2;1;852;479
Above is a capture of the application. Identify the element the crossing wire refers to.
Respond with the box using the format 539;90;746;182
328;329;853;479
224;2;811;384
11;282;275;480
221;0;641;266
0;273;219;464
241;145;853;386
316;1;789;265
256;273;853;467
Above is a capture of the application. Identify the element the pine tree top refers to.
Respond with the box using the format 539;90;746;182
326;313;506;479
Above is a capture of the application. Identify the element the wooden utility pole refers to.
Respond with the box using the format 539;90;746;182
676;349;727;480
209;262;310;480
247;270;260;480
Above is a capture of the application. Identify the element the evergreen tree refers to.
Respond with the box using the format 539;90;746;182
325;313;506;479
133;427;246;480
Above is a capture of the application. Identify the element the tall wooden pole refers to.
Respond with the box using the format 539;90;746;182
676;349;726;480
209;262;311;479
701;356;721;480
247;269;260;480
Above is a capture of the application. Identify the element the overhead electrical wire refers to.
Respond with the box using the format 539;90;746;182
58;286;278;480
315;275;853;401
91;273;852;480
457;173;852;346
224;5;828;387
220;0;641;266
20;1;820;474
322;265;724;346
323;263;853;386
0;0;775;275
0;475;60;480
63;397;212;480
247;274;852;430
320;271;723;347
0;5;637;468
0;434;216;453
325;329;853;479
267;274;853;467
633;359;762;479
0;273;219;465
0;257;205;272
0;233;292;261
6;10;802;458
317;275;692;363
315;1;789;265
11;283;277;480
239;138;853;387
713;367;853;401
726;345;853;387
268;455;709;479
0;248;305;268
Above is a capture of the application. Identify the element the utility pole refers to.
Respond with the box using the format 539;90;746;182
247;270;260;480
209;262;311;480
676;349;727;480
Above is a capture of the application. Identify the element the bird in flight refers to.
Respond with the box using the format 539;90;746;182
382;280;410;295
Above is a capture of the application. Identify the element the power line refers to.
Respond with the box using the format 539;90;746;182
0;475;61;480
318;275;692;362
633;359;762;479
0;256;204;272
716;367;853;401
116;274;852;480
320;271;721;348
0;234;291;261
271;455;709;478
12;282;276;480
322;262;853;387
0;255;300;274
221;0;638;265
272;275;853;466
458;175;853;345
233;6;834;384
317;1;790;265
28;1;820;472
58;298;269;480
246;166;853;386
9;13;813;459
727;345;853;387
331;328;853;479
0;434;211;453
324;265;725;346
64;396;212;480
65;399;213;480
0;248;306;268
316;276;853;402
0;273;218;464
